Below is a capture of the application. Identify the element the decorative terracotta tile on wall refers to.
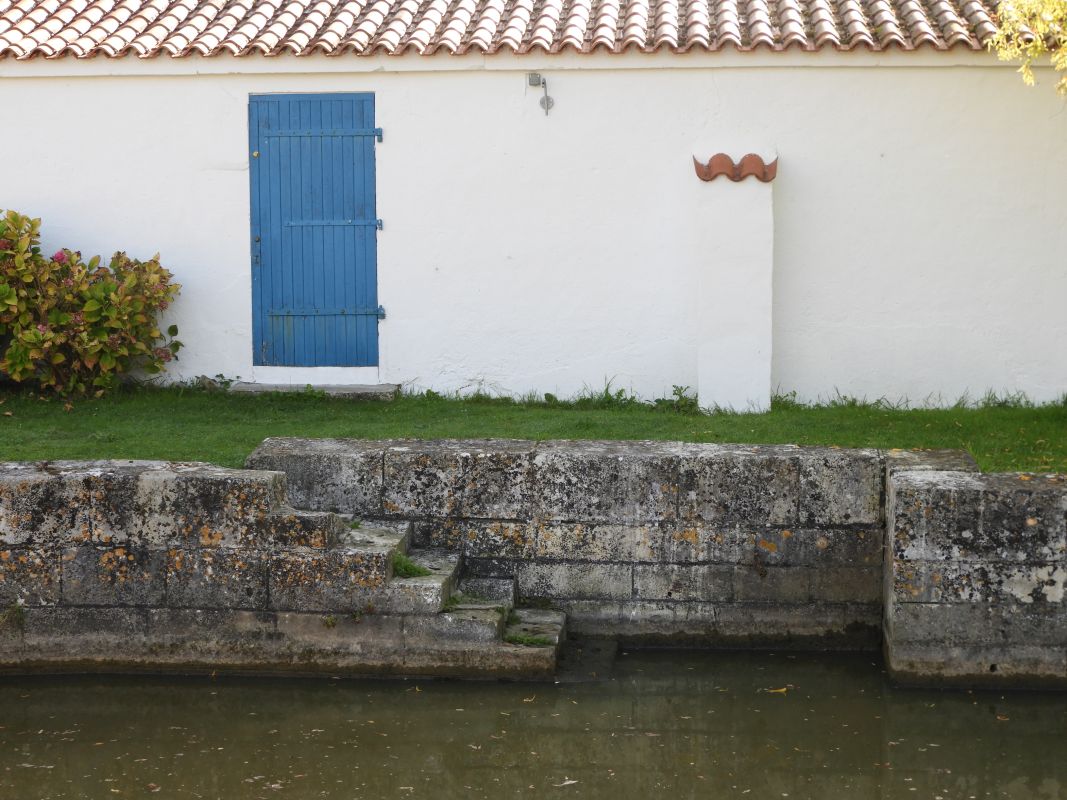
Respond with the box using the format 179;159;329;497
693;154;778;183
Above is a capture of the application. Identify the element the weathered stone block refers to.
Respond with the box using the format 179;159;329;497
517;562;633;601
245;437;386;516
259;509;345;549
678;445;798;525
887;642;1067;687
451;441;536;518
891;471;1067;563
20;606;151;642
135;466;287;548
894;561;1066;605
883;448;979;476
653;524;756;563
61;545;166;606
384;447;460;517
886;602;1067;646
274;609;405;644
538;522;753;564
404;608;505;643
975;474;1067;562
505;609;566;648
165;548;269;610
907;474;991;562
462;556;522;579
0;464;90;546
707;601;881;649
458;576;516;605
798;448;883;526
886;470;1067;687
0;545;59;606
417;519;535;558
269;547;391;613
732;565;811;603
379;548;459;615
886;475;929;563
810;566;881;603
633;564;733;601
558;599;720;639
383;440;535;519
534;522;643;562
531;440;679;524
753;527;883;567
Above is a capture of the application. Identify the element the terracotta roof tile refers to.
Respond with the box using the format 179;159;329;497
0;0;999;58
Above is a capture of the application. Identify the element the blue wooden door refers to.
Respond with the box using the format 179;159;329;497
249;93;381;366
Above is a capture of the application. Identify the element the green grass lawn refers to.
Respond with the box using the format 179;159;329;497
0;387;1064;473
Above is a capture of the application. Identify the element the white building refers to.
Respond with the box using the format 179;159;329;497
2;0;1065;410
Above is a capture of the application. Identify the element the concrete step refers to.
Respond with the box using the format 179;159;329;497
404;607;506;643
337;522;411;558
377;548;461;615
231;382;399;400
457;576;516;607
270;524;410;613
448;580;515;617
504;608;567;649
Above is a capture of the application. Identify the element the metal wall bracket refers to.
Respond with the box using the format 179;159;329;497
527;73;554;116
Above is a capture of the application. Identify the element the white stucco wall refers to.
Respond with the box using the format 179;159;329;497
1;52;1065;406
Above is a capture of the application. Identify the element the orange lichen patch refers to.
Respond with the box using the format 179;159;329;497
488;522;530;546
199;527;224;547
782;530;793;538
97;547;139;583
1026;517;1039;527
0;550;9;562
673;528;699;546
815;536;830;550
694;154;778;183
757;539;778;553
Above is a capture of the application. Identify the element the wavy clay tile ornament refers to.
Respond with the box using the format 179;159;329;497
693;154;779;183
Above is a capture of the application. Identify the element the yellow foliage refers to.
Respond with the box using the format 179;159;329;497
990;0;1067;93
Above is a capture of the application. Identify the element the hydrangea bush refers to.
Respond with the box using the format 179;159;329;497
0;210;182;396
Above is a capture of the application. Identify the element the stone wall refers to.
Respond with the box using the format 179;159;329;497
249;439;977;648
6;444;1064;687
0;460;348;613
886;469;1067;686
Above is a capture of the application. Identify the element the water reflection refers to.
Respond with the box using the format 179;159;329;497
1;651;1065;799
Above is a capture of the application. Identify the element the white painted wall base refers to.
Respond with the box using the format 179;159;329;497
251;367;382;386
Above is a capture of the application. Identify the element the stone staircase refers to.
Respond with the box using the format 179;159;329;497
0;460;566;681
281;517;568;677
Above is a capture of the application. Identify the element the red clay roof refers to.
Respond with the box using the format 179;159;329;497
0;0;998;60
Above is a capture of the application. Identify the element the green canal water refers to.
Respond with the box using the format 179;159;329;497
1;650;1065;799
